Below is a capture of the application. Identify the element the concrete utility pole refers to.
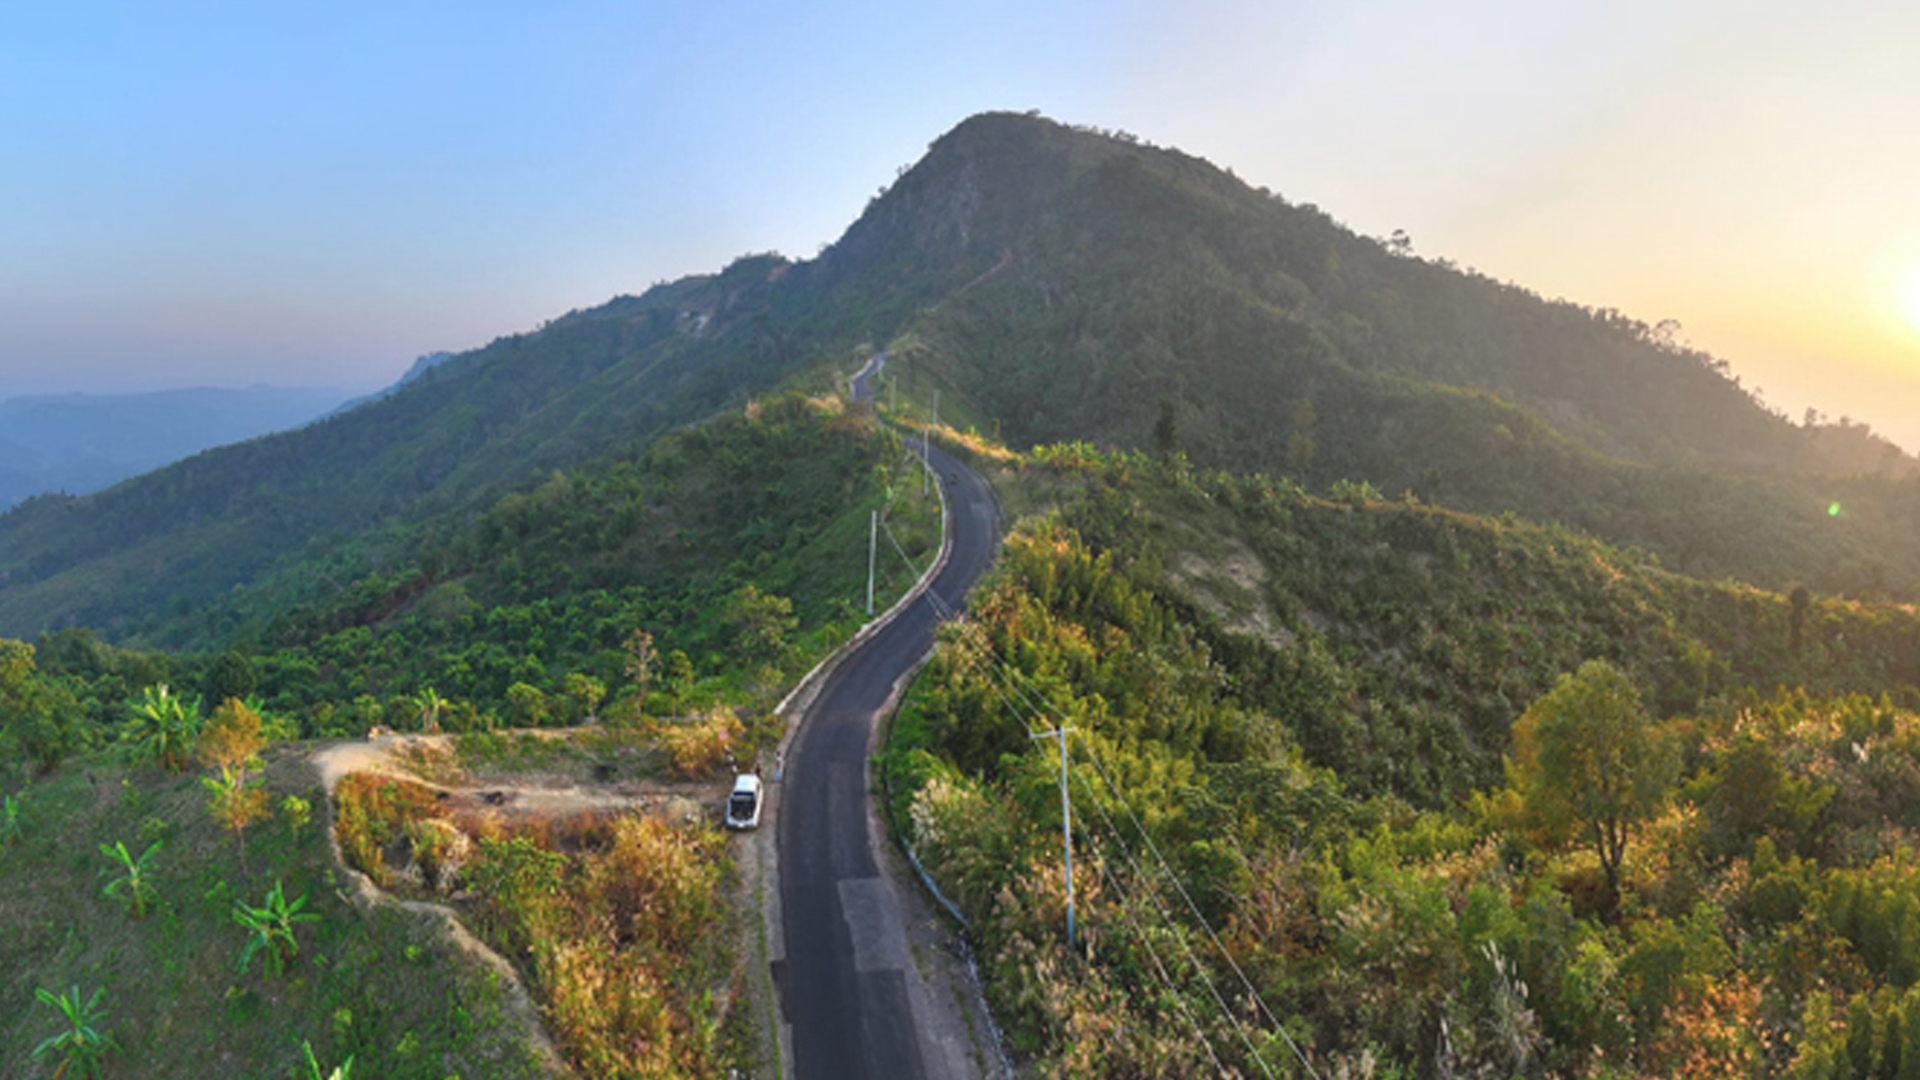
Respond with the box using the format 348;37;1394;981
1031;725;1076;949
867;509;878;616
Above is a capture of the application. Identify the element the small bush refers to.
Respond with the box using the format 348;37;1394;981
334;773;439;885
654;711;741;779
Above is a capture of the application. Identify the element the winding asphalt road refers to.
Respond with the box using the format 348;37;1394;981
777;368;1000;1079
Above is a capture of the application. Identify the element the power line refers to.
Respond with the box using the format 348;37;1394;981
914;610;1289;1078
930;620;1258;1076
1068;764;1281;1080
882;460;1316;1077
1074;743;1317;1078
929;608;1321;1080
1079;827;1235;1078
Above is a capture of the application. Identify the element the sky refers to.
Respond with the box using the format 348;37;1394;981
4;1;1918;449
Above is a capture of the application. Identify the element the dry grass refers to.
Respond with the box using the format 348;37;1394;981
332;768;742;1079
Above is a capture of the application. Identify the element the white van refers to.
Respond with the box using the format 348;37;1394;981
726;773;764;830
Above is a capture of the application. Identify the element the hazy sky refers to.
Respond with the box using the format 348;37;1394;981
6;1;1918;449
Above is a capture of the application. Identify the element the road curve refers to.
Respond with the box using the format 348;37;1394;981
778;430;999;1078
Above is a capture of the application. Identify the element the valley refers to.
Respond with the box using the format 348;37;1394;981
6;111;1920;1079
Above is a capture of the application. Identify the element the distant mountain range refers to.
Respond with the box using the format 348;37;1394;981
0;386;353;511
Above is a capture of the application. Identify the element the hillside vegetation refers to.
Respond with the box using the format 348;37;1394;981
8;111;1920;645
0;247;942;641
0;394;931;1077
886;444;1920;1078
9;394;938;756
0;742;549;1079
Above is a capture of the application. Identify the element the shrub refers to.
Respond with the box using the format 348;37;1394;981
333;773;440;885
655;710;740;779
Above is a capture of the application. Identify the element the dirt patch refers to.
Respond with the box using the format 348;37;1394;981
313;728;737;1076
1169;544;1295;650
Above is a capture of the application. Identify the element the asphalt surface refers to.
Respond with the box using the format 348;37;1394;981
778;407;1000;1079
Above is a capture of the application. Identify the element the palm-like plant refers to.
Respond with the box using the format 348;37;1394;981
1;792;21;846
100;838;162;919
31;984;119;1080
125;684;201;772
234;878;321;979
299;1040;354;1080
411;687;447;733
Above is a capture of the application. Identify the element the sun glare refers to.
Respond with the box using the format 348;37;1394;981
1903;270;1920;337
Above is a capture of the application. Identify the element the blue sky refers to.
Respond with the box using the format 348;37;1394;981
5;1;1918;449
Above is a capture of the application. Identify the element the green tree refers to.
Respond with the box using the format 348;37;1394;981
234;878;320;980
1286;398;1317;476
505;682;549;727
1789;584;1812;656
0;640;86;779
1508;659;1677;898
726;585;797;667
202;649;256;706
125;684;201;772
564;672;607;723
1153;398;1179;458
31;985;118;1080
664;650;696;716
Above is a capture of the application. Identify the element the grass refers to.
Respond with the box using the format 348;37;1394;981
0;748;551;1079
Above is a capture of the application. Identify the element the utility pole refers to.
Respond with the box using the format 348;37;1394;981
921;389;939;496
889;375;896;412
866;509;878;616
1031;725;1076;950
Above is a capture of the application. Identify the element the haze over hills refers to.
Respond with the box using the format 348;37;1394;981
13;111;1920;1080
2;111;1918;644
0;386;352;512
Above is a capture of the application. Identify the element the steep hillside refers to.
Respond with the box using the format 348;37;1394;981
0;250;936;639
886;445;1920;1077
871;113;1920;596
7;108;1917;641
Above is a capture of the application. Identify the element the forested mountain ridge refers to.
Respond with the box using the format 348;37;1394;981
5;108;1917;643
0;245;943;639
872;112;1920;596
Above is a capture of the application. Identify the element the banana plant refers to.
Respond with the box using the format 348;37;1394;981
31;984;118;1080
100;838;162;919
234;878;320;979
411;687;447;733
124;684;201;772
299;1040;354;1080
